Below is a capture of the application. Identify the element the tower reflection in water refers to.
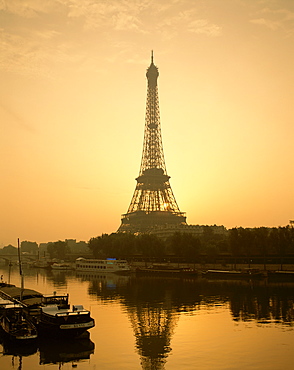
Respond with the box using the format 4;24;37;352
126;278;179;369
77;272;294;369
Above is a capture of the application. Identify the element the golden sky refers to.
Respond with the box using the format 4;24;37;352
1;0;293;246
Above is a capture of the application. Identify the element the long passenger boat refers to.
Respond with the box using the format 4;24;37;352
75;257;131;273
0;286;95;338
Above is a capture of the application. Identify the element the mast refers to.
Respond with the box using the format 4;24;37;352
17;238;24;301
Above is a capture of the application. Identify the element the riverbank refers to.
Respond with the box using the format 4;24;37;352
130;261;294;271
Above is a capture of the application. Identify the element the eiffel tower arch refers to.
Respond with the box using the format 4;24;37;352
118;52;187;233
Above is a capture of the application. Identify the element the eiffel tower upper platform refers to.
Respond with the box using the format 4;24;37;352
118;52;187;233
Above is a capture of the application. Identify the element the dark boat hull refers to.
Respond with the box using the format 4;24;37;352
36;316;95;338
135;267;198;277
267;271;294;282
202;270;265;280
0;316;38;342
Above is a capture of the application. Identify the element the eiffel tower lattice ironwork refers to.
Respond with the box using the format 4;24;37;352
118;52;186;233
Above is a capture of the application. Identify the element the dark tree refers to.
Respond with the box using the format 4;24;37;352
228;228;241;269
136;234;165;257
253;227;269;270
0;245;18;255
47;240;70;260
21;241;38;254
238;228;254;267
88;233;137;258
167;232;201;261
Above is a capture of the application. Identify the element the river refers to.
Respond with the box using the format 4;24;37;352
0;264;293;370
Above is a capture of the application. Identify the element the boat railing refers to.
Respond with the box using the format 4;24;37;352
42;294;69;306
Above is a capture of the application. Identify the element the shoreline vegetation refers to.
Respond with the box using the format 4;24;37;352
0;226;293;270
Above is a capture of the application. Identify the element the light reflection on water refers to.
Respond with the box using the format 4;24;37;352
0;265;293;369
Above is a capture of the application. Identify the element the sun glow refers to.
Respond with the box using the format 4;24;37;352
0;1;293;246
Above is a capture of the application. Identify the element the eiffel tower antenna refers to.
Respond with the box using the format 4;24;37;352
118;52;186;233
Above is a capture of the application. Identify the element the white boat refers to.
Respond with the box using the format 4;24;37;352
51;263;73;270
30;260;50;269
75;258;131;273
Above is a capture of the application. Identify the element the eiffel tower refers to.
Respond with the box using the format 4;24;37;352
118;52;186;233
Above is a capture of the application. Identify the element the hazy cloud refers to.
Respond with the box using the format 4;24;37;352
188;19;222;36
0;103;36;132
0;0;61;17
250;18;280;30
1;0;222;34
0;0;224;77
250;6;294;35
157;9;222;38
0;27;67;77
64;0;150;31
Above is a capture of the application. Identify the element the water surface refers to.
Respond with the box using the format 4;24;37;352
0;265;293;369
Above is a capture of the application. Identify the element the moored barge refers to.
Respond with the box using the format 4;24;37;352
0;301;38;342
135;264;198;277
0;286;94;338
202;269;265;280
267;270;294;282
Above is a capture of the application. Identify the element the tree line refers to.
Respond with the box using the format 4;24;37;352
2;226;293;264
88;226;294;264
228;226;294;268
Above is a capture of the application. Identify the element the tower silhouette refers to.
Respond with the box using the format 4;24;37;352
118;52;186;233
